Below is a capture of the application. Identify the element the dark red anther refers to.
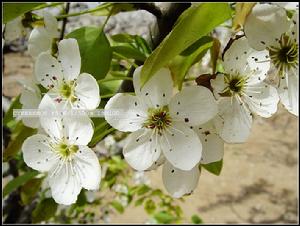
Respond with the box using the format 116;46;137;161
52;76;57;80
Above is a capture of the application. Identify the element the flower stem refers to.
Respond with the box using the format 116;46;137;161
100;92;135;99
97;77;133;84
113;52;139;68
89;127;116;147
56;3;114;20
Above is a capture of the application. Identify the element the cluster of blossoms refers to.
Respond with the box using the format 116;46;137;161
3;2;297;204
6;12;102;205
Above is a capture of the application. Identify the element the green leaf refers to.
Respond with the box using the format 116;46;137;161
3;125;37;161
137;184;151;195
112;46;146;61
91;3;135;16
32;198;58;223
144;199;156;214
3;95;22;127
154;211;177;224
201;159;223;176
3;171;39;198
169;36;213;89
110;200;124;213
191;214;203;224
3;3;45;23
140;3;231;87
134;196;146;206
20;177;43;205
66;26;112;80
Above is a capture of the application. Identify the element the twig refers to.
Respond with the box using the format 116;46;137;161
59;3;70;40
133;3;162;18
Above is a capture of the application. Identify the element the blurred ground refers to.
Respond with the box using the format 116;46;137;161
3;51;298;224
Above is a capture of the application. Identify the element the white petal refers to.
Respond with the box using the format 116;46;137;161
162;161;200;198
217;96;253;143
223;37;270;80
48;161;82;205
123;129;161;171
74;73;100;110
161;122;202;171
195;120;224;164
278;73;299;116
133;66;173;108
244;82;279;117
104;93;147;132
28;27;52;59
211;74;226;100
276;2;299;11
244;3;291;50
38;94;63;140
58;38;81;81
43;11;59;37
4;16;23;41
146;153;166;171
290;11;298;42
63;116;94;145
169;86;218;126
35;52;63;89
20;82;41;128
73;146;101;190
22;134;57;172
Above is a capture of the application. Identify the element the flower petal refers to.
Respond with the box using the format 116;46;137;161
217;96;253;143
161;122;202;171
211;74;226;100
123;129;161;171
104;93;147;132
195;120;224;164
74;73;100;110
244;4;291;50
63;115;94;145
223;37;270;81
4;16;23;41
278;72;299;116
35;52;63;89
169;86;218;126
244;82;279;117
20;81;41;128
28;27;52;59
73;146;101;190
133;66;173;108
38;94;63;140
146;153;166;171
22;134;57;172
43;11;59;37
162;161;200;198
58;38;81;81
48;161;82;205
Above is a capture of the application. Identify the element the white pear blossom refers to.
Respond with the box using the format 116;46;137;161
19;79;41;128
35;38;100;110
244;4;298;115
105;66;218;171
211;36;279;143
22;95;101;205
28;11;59;59
162;119;224;198
4;16;24;42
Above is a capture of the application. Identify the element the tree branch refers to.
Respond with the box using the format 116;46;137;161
133;3;162;18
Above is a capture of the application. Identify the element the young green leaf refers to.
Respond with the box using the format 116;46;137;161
3;3;44;23
20;177;43;205
201;159;223;176
140;3;232;87
110;200;124;213
32;198;58;223
154;211;178;224
191;214;203;224
3;171;39;198
66;26;112;80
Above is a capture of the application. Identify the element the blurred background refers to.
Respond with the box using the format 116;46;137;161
2;2;298;224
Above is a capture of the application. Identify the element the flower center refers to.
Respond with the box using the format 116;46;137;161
221;74;247;96
143;107;172;132
57;142;79;158
59;81;77;103
269;34;298;77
